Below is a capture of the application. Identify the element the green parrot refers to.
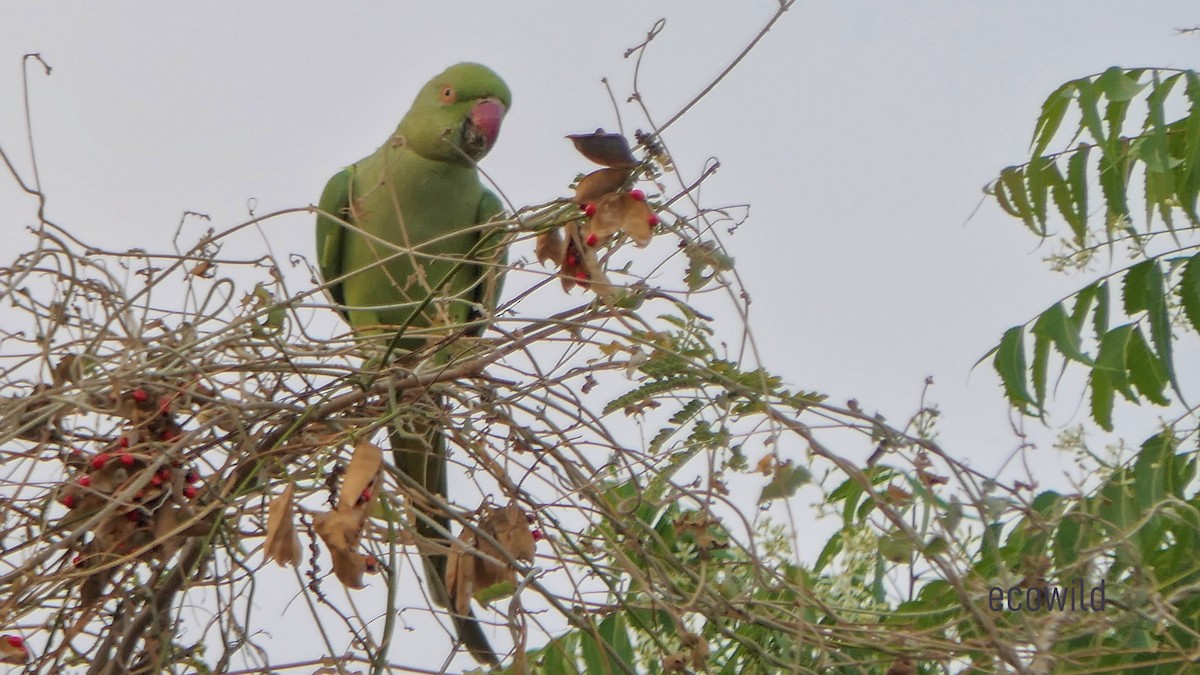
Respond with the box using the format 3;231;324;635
314;62;511;666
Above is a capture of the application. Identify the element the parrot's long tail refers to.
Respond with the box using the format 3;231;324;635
390;403;499;667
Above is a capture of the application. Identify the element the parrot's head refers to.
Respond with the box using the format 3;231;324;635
400;62;511;166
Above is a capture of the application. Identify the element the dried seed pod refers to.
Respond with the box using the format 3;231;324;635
567;129;638;169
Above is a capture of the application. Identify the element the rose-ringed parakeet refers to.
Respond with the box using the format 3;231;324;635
314;62;511;666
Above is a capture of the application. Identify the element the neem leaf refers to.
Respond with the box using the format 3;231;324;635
994;326;1035;409
568;129;639;169
1126;326;1170;405
757;460;810;504
1032;302;1091;365
1032;82;1074;156
1181;252;1200;334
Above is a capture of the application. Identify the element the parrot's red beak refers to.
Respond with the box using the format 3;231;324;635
469;97;505;149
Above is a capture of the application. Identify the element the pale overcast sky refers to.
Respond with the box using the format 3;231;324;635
3;1;1198;670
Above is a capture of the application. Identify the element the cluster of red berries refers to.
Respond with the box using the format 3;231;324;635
570;189;660;283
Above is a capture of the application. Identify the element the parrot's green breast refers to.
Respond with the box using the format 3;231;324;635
339;144;486;341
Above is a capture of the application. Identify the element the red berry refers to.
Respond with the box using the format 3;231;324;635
582;202;597;217
183;485;198;499
59;494;77;509
118;436;130;448
4;635;23;649
358;488;372;504
648;213;659;226
78;475;91;488
532;528;545;542
119;453;135;467
585;232;599;247
185;471;199;484
91;453;110;470
131;389;148;403
364;555;379;573
126;509;142;522
72;554;83;565
628;189;645;202
150;474;164;487
565;253;578;267
574;271;589;281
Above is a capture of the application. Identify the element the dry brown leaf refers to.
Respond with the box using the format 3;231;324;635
573;168;631;205
886;657;916;675
445;504;537;616
662;652;688;673
585;192;656;248
329;548;368;590
339;440;382;512
264;483;301;568
535;228;566;266
885;484;913;505
313;441;383;589
755;454;775;475
314;510;368;589
558;222;615;299
567;129;639;169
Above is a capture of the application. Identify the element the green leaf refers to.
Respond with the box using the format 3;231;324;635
1089;367;1116;431
1000;166;1040;235
1099;68;1145;143
1181;252;1200;334
1140;261;1176;392
1074;79;1107;147
1090;323;1138;430
878;530;914;564
994;325;1036;409
1028;155;1051;230
602;376;697;416
1055;510;1083;564
1066;143;1091;235
1122;260;1155;314
1125;327;1170;405
1098;66;1148;103
1070;282;1099;334
1031;331;1049;409
1046;162;1085;244
1179;71;1200;221
1133;433;1173;511
1092;281;1110;338
1123;260;1176;393
579;629;608;675
923;535;949;557
1098;149;1130;224
1032;82;1075;156
1032;302;1092;364
474;580;518;605
757;462;811;504
813;531;842;575
598;614;635;669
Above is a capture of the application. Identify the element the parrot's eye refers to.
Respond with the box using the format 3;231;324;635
439;85;457;104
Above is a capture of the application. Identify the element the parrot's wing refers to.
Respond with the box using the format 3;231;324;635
315;167;354;316
468;188;508;330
